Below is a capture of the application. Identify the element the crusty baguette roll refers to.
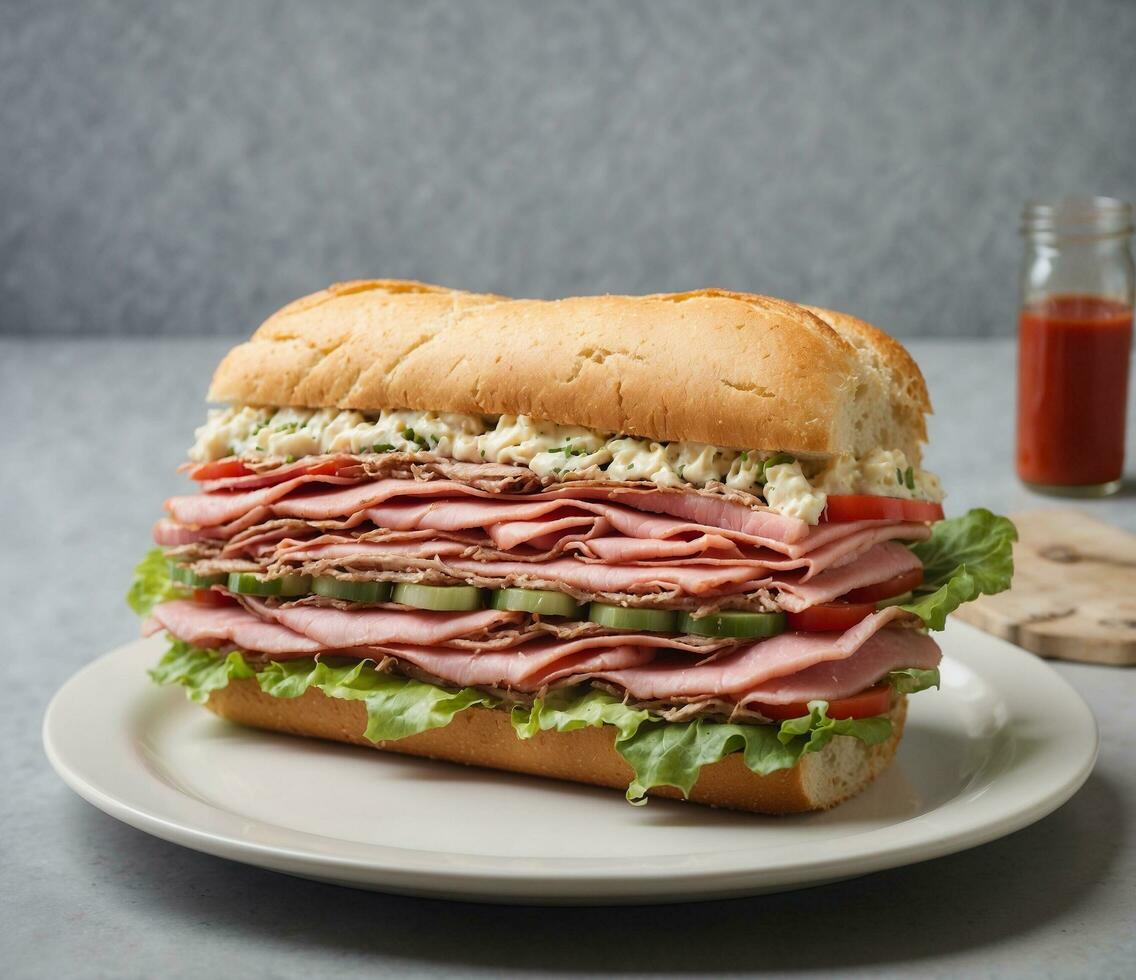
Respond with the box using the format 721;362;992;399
208;280;931;461
205;681;907;814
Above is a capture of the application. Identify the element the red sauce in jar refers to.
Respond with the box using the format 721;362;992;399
1017;295;1133;487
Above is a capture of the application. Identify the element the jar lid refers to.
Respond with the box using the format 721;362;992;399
1022;197;1133;239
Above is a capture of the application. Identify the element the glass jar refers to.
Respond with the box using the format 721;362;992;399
1016;197;1134;496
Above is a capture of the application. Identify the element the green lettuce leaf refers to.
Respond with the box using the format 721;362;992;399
511;687;651;741
149;641;255;702
256;657;493;742
510;685;897;805
902;508;1017;630
150;643;492;742
887;667;941;694
618;701;893;803
127;547;184;617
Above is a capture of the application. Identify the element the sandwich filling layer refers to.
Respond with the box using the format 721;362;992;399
190;406;944;523
137;431;1014;803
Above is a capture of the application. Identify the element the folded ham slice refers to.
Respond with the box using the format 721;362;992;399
379;640;658;690
244;600;525;648
144;601;326;655
193;455;541;494
769;542;923;612
166;473;362;528
196;456;354;492
594;607;917;699
741;627;941;705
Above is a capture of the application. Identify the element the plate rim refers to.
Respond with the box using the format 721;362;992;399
43;620;1099;903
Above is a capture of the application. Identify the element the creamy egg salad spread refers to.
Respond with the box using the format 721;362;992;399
191;406;944;523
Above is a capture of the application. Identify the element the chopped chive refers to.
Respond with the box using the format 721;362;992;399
761;453;795;479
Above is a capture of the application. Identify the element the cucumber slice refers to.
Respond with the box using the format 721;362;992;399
312;577;393;603
876;591;914;609
588;602;677;633
392;582;485;611
168;563;226;588
677;610;787;639
490;588;583;618
226;572;312;597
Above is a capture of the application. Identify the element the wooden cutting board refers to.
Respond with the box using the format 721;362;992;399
953;509;1136;666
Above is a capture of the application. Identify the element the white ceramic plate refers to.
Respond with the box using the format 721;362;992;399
44;619;1097;905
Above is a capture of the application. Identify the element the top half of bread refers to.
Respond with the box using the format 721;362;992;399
208;280;931;461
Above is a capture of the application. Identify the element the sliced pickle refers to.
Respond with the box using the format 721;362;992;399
312;577;393;603
226;572;312;597
588;603;677;633
168;563;226;588
677;610;786;639
490;587;583;618
392;582;485;611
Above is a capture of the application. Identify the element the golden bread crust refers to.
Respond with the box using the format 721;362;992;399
204;680;907;815
208;280;929;459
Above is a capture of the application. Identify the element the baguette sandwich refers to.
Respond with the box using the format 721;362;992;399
129;281;1016;813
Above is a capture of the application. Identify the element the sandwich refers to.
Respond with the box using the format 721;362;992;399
128;280;1016;813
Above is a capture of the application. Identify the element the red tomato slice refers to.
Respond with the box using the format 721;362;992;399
189;459;252;481
786;602;876;632
823;495;945;523
758;682;892;721
191;588;232;606
842;566;924;604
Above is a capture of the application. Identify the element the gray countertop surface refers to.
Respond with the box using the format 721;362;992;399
2;337;1133;979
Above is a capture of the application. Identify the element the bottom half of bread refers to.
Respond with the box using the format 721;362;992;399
204;681;907;814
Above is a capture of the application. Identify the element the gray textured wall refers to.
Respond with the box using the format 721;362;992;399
2;0;1134;337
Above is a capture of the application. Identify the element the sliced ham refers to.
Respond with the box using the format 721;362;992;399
272;542;771;595
165;473;359;528
572;524;928;580
595;607;914;699
195;455;542;493
741;628;941;705
169;477;811;546
269;537;915;610
284;484;815;550
190;453;807;532
146;600;325;655
601;488;808;543
771;542;925;612
198;456;355;492
487;514;609;550
147;595;935;703
274;487;925;572
245;600;524;648
220;521;322;557
382;641;659;690
353;633;719;689
162;476;928;586
153;518;212;547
